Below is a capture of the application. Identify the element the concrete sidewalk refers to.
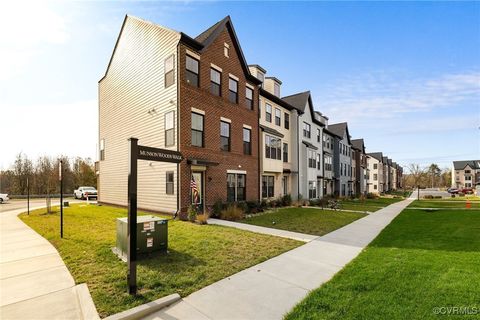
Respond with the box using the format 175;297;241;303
0;204;99;320
146;198;414;320
208;218;318;242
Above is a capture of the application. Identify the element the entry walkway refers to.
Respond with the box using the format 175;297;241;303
146;198;414;320
208;218;318;242
0;203;99;320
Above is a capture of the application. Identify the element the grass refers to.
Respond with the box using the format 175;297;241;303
409;200;480;209
338;197;405;212
285;201;480;320
243;207;367;236
19;204;301;317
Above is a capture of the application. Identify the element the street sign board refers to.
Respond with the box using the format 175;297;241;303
138;145;183;163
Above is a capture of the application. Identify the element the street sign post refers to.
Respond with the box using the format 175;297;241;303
127;138;183;295
59;160;64;238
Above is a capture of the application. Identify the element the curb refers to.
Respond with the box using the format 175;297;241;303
75;283;100;320
103;293;181;320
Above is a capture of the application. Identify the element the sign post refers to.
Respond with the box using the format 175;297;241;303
27;177;30;215
59;160;64;238
127;138;183;295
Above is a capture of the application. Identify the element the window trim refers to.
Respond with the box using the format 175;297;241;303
243;127;252;155
166;171;174;195
220;121;231;152
274;108;281;126
245;87;253;110
262;175;275;198
228;77;238;104
186;55;199;87
284;112;289;129
210;68;221;96
164;54;175;88
265;104;272;122
164;111;175;147
191;112;204;147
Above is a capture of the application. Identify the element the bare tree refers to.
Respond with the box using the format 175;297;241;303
406;163;427;188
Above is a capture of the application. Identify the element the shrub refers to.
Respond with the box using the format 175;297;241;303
196;213;209;225
424;195;434;199
178;211;189;221
236;201;248;213
245;201;260;214
366;193;378;199
220;205;245;221
281;194;292;206
211;199;224;218
187;205;197;222
260;199;268;211
309;199;320;206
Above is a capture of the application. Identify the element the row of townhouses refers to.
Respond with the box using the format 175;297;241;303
97;15;403;214
452;160;480;189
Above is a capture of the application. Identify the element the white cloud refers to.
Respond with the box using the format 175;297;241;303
0;1;68;81
315;70;480;123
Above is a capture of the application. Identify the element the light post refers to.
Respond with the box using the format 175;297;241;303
59;160;64;238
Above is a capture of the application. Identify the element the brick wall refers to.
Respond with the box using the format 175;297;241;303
178;27;260;212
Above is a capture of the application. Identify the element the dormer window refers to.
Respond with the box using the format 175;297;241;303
257;71;265;86
274;82;280;97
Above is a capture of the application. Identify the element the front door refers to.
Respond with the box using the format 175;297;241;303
191;172;204;211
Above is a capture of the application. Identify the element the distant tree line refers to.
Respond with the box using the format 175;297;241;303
0;153;96;195
404;163;452;189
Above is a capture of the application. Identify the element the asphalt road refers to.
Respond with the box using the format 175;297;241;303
413;188;451;199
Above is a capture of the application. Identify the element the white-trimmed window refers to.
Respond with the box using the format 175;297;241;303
165;111;175;147
245;87;253;109
275;108;281;126
191;112;204;147
210;68;221;96
228;77;238;103
220;121;230;151
166;171;174;195
265;135;281;160
265;103;272;122
165;55;175;88
274;82;280;97
186;55;199;87
303;122;311;138
224;43;230;57
243;128;251;155
262;175;274;198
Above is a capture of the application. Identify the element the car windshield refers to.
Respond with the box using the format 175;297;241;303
83;187;96;191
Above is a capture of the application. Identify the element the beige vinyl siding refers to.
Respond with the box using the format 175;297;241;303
98;16;181;213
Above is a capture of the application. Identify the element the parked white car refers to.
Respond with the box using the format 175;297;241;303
73;187;97;200
0;193;9;203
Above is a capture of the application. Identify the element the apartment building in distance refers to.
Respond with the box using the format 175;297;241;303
351;138;368;195
283;91;324;200
367;152;384;194
98;15;262;213
251;64;299;200
320;118;338;196
452;160;480;188
328;122;353;196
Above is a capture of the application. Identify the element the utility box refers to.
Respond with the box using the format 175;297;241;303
115;216;168;260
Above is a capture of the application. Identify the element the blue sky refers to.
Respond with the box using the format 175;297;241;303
0;1;479;171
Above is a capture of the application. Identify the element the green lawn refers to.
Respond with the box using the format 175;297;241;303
285;201;480;320
243;207;367;236
19;204;301;317
338;197;405;212
409;200;480;209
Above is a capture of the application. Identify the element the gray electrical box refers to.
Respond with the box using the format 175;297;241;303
115;215;168;260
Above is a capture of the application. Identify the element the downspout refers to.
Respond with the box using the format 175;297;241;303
258;89;261;202
176;43;181;218
297;111;300;200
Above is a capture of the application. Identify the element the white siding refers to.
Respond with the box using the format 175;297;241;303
98;16;181;213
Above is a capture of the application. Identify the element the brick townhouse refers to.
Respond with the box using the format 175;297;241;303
98;15;261;214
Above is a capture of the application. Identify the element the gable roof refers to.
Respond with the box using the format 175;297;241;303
189;16;261;85
453;160;480;170
367;152;383;162
282;91;324;126
328;122;351;144
282;91;311;113
351;138;365;152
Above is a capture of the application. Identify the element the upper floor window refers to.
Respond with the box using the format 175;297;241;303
373;163;378;169
220;121;230;151
284;113;289;129
275;108;281;126
303;122;311;138
165;111;175;147
165;55;175;88
186;55;199;87
308;150;316;168
317;129;321;143
274;82;280;97
465;170;471;174
373;174;378;181
283;143;288;163
265;135;281;160
257;71;265;86
243;128;251;155
245;87;253;110
228;78;238;103
316;154;321;170
191;112;204;147
265;104;272;122
210;68;221;96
